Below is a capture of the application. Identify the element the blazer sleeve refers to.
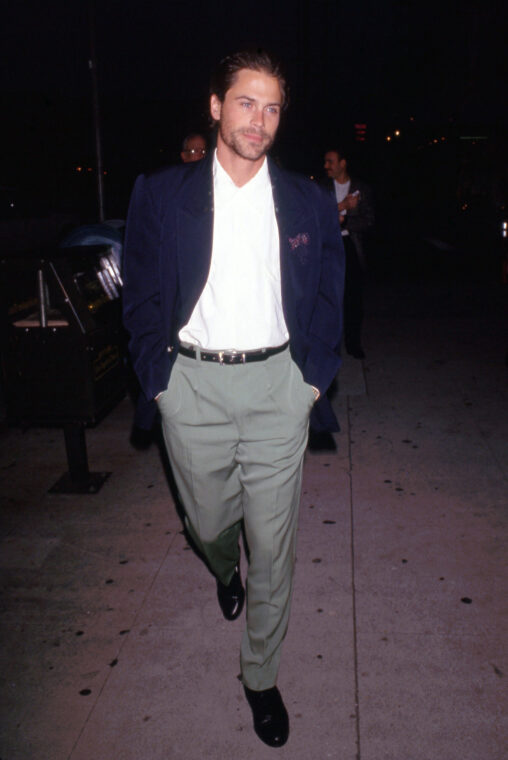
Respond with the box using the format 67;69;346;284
122;174;170;401
302;186;345;394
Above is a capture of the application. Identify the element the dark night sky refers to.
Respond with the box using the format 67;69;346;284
4;1;505;112
2;0;507;217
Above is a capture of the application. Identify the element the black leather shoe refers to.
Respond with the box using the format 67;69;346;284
244;685;289;747
216;565;244;621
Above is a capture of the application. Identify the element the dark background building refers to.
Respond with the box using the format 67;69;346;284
2;0;507;241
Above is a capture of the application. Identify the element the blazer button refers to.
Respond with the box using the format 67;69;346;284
167;346;173;353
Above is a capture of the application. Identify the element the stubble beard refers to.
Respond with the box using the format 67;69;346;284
219;124;275;162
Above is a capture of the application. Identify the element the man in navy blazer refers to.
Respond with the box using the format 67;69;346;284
123;50;345;747
125;152;344;432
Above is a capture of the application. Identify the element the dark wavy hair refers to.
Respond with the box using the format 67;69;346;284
210;49;288;109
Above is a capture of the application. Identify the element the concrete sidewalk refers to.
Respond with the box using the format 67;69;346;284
1;276;507;759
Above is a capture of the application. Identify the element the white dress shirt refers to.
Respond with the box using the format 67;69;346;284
179;151;289;351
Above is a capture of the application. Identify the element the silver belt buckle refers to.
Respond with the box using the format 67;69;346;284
225;348;237;365
218;348;247;365
231;348;247;364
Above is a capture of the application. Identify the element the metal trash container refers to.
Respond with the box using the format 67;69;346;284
1;245;125;492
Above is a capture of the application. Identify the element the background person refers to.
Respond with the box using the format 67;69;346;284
180;133;207;163
324;146;374;359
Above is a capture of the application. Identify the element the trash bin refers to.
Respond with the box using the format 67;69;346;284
0;245;125;492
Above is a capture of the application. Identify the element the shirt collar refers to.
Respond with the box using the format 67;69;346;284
213;150;271;210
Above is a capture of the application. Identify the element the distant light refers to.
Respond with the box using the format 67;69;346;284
433;138;438;143
309;175;315;180
409;116;415;121
502;221;508;239
76;166;82;172
386;136;392;142
441;137;446;141
103;170;108;175
394;130;401;137
87;167;92;172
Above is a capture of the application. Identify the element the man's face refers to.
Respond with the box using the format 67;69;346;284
324;151;345;180
210;68;282;163
181;135;207;163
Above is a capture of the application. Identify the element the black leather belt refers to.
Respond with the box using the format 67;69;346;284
178;342;289;365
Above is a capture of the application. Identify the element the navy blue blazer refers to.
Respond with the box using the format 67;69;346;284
123;155;345;431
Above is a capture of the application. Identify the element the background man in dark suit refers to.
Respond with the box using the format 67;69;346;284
324;147;374;359
123;50;345;748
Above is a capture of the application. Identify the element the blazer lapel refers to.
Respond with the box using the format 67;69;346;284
269;159;316;316
176;156;214;324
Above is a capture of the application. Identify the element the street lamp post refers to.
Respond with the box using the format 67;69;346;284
88;0;105;222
